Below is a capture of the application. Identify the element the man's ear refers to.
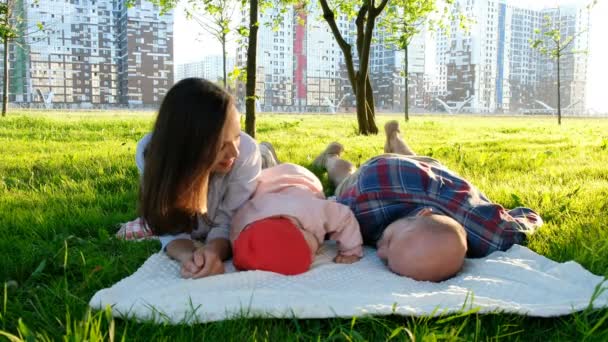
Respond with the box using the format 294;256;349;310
376;228;394;260
417;207;434;217
377;241;389;260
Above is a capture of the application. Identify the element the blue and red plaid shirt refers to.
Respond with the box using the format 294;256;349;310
336;155;543;257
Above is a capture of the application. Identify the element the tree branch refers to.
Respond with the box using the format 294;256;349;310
559;29;587;53
372;0;389;16
561;50;587;56
318;0;357;90
359;2;380;92
189;12;224;38
318;0;349;49
355;5;368;58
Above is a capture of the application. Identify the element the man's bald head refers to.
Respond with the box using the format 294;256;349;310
377;214;467;282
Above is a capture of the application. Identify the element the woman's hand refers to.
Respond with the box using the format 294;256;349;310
334;254;361;264
167;238;231;278
181;246;225;278
183;238;230;278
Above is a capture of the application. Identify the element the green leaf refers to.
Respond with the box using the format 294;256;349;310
510;193;523;207
30;259;47;279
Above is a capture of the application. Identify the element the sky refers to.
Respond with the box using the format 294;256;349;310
173;0;608;112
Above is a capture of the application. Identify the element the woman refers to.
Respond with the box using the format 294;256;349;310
136;78;261;278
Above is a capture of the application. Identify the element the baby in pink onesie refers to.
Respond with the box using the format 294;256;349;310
230;163;363;275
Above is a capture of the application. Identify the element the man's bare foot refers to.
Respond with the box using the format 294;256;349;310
312;142;344;169
384;120;400;153
384;120;416;156
259;141;280;169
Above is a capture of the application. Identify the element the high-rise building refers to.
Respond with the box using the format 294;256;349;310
506;5;543;112
505;4;589;114
235;2;429;113
0;0;173;108
536;6;590;114
301;3;344;111
433;0;505;113
175;55;236;83
368;29;401;112
20;0;121;105
231;0;591;114
426;0;589;114
236;2;349;112
495;0;511;112
367;27;427;112
236;5;295;112
116;0;174;106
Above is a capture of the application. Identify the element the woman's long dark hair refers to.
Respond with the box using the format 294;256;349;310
140;78;233;235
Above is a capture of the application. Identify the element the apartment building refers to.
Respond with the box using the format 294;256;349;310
236;1;350;112
536;6;590;114
232;0;590;114
1;0;173;108
175;55;236;84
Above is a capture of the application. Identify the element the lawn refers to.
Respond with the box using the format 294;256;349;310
1;112;607;340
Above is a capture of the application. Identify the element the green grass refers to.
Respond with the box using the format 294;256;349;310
1;111;607;341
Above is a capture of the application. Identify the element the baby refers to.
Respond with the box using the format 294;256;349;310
230;163;363;275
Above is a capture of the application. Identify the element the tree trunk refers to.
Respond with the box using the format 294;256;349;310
2;37;8;117
404;44;409;122
318;0;388;135
318;0;364;132
245;0;259;137
222;34;227;89
355;72;368;134
356;9;378;135
354;5;378;135
556;53;561;125
365;74;378;134
319;0;356;91
355;6;367;58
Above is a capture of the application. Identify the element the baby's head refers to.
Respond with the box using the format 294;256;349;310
377;209;467;282
232;217;319;275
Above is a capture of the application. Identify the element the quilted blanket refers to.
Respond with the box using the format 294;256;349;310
89;244;608;324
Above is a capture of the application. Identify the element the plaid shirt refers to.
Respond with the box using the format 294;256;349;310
336;155;543;257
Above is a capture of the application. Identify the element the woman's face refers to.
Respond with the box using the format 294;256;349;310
212;105;241;173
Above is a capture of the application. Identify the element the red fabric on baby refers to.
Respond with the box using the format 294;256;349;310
233;217;312;275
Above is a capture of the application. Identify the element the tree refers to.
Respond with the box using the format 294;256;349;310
185;0;239;89
244;0;259;137
234;0;271;137
0;0;22;117
318;0;395;135
383;0;452;122
0;0;43;116
531;4;593;125
238;0;298;137
153;0;294;138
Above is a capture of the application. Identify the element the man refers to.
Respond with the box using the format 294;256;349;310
313;121;543;282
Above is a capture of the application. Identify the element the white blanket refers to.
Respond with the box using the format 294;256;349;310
89;244;608;324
